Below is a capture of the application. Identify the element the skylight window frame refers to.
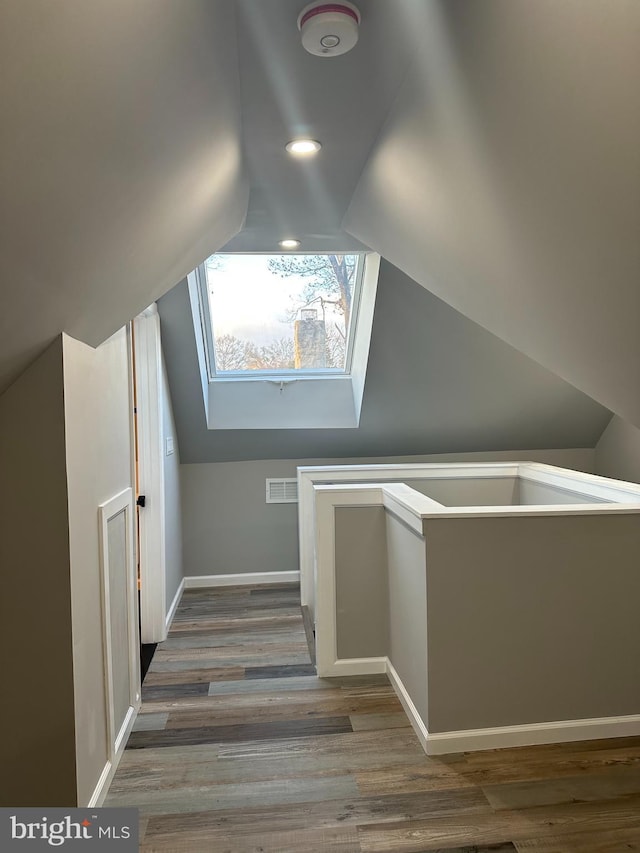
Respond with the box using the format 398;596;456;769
196;252;368;382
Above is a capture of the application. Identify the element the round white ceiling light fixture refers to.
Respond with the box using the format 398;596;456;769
297;2;361;58
279;239;301;250
285;138;322;156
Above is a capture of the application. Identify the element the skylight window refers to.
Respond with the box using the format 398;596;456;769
188;251;380;429
200;253;364;377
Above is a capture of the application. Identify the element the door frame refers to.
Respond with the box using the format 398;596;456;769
133;304;167;644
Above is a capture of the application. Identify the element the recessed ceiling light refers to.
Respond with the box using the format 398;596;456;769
285;139;322;156
279;239;301;250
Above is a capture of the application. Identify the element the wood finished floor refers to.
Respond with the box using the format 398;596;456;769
106;585;640;852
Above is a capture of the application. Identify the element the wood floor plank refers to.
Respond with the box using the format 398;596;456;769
161;697;402;728
482;765;640;811
125;716;354;749
108;773;360;815
142;825;362;852
161;629;308;650
139;788;492;841
207;674;394;696
142;666;245;686
357;795;640;851
350;712;410;732
244;663;317;679
148;651;311;671
132;713;169;732
153;641;310;663
356;761;477;795
168;615;303;634
142;682;209;701
515;826;640;851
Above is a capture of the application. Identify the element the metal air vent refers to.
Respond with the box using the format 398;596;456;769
266;478;298;504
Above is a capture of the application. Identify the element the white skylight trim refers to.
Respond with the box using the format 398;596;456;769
187;253;380;429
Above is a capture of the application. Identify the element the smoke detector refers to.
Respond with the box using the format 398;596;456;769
297;2;361;57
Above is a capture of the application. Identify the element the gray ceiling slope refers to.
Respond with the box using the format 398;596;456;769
0;0;247;395
223;0;415;253
344;0;640;428
158;260;611;464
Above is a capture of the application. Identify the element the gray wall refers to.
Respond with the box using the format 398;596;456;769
345;0;640;427
62;330;134;806
162;354;183;611
0;338;77;806
180;448;595;577
595;415;640;485
158;263;610;464
181;460;300;577
424;514;640;732
387;513;428;723
335;507;388;660
517;479;604;506
406;476;517;507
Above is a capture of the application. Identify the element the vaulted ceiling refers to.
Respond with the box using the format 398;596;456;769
0;0;247;394
2;1;639;454
345;0;640;428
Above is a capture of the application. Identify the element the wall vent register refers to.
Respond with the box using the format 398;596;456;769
266;478;298;504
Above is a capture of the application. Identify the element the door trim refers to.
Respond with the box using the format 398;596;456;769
134;305;167;644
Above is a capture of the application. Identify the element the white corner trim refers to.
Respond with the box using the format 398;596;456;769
114;705;137;756
87;703;139;807
386;659;429;752
166;577;185;631
317;657;388;678
183;571;300;589
87;761;112;809
424;713;640;756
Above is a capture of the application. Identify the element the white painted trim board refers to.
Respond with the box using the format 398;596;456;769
87;704;139;807
184;571;300;589
425;713;640;756
166;577;185;631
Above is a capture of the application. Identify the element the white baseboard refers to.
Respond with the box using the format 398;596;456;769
165;577;185;631
425;713;640;756
114;705;137;755
318;656;388;678
184;571;300;589
327;655;640;757
386;659;429;752
87;760;113;809
87;702;139;807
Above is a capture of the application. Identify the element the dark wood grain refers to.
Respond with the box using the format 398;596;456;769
141;682;209;701
244;663;316;679
126;716;354;749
